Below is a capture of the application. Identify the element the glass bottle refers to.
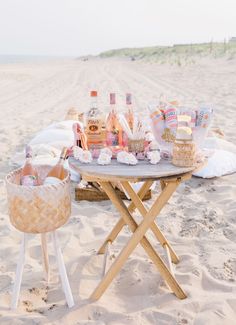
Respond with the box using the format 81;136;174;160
106;93;123;146
123;93;134;146
20;146;39;186
43;147;68;185
125;93;134;131
85;91;106;149
73;123;88;150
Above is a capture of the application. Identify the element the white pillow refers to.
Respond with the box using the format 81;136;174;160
193;149;236;178
29;120;83;150
29;128;73;148
204;137;236;154
10;120;80;166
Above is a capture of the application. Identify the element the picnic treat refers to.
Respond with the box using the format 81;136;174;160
149;103;175;156
20;146;39;186
176;126;192;140
43;147;68;184
147;151;161;164
165;106;178;129
85;91;106;150
97;152;111;165
117;151;138;165
77;150;93;164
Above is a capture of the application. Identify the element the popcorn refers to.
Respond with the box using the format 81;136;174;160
73;146;92;163
79;150;93;163
100;147;113;158
147;151;161;164
97;153;111;165
117;151;138;165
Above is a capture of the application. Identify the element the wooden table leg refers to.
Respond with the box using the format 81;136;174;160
128;180;154;214
121;181;179;264
160;180;166;191
98;181;153;254
90;180;187;301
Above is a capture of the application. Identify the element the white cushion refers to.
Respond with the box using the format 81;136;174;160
29;120;81;150
193;149;236;178
204;137;236;154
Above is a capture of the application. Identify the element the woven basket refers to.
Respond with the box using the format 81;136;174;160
75;186;152;202
128;139;145;153
5;166;71;234
172;140;196;167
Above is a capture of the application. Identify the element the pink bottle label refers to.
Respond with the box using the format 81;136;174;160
126;93;132;105
122;131;128;146
110;93;116;105
107;131;118;146
20;175;38;186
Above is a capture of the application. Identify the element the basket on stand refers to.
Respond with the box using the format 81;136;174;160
5;165;74;309
172;139;196;167
6;166;71;233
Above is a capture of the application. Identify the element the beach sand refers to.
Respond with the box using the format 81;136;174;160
0;57;235;324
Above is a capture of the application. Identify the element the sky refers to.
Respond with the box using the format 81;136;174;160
0;0;235;56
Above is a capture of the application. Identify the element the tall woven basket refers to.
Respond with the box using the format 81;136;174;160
172;139;196;167
5;166;71;234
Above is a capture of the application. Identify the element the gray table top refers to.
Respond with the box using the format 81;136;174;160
69;157;196;182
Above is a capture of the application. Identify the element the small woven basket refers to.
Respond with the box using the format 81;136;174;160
5;165;71;234
75;186;152;202
128;139;145;153
172;139;196;167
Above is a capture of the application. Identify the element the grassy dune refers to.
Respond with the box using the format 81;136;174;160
99;42;236;65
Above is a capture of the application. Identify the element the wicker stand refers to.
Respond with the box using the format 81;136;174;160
5;166;74;309
172;139;196;167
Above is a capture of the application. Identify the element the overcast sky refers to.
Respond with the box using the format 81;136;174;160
0;0;235;56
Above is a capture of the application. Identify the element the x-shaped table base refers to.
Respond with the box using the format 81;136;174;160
86;174;191;301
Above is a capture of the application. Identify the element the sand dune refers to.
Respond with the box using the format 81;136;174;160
0;57;235;324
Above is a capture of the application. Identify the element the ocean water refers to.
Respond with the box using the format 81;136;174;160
0;55;69;64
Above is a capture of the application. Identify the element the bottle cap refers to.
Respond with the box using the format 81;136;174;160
25;145;33;158
110;93;116;105
60;147;68;160
90;90;97;97
126;93;132;105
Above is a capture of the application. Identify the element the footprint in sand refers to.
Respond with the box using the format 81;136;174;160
22;300;34;312
223;227;236;243
223;259;236;281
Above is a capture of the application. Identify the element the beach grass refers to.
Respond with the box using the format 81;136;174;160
99;41;236;64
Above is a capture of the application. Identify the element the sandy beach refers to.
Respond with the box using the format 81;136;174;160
0;57;235;324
